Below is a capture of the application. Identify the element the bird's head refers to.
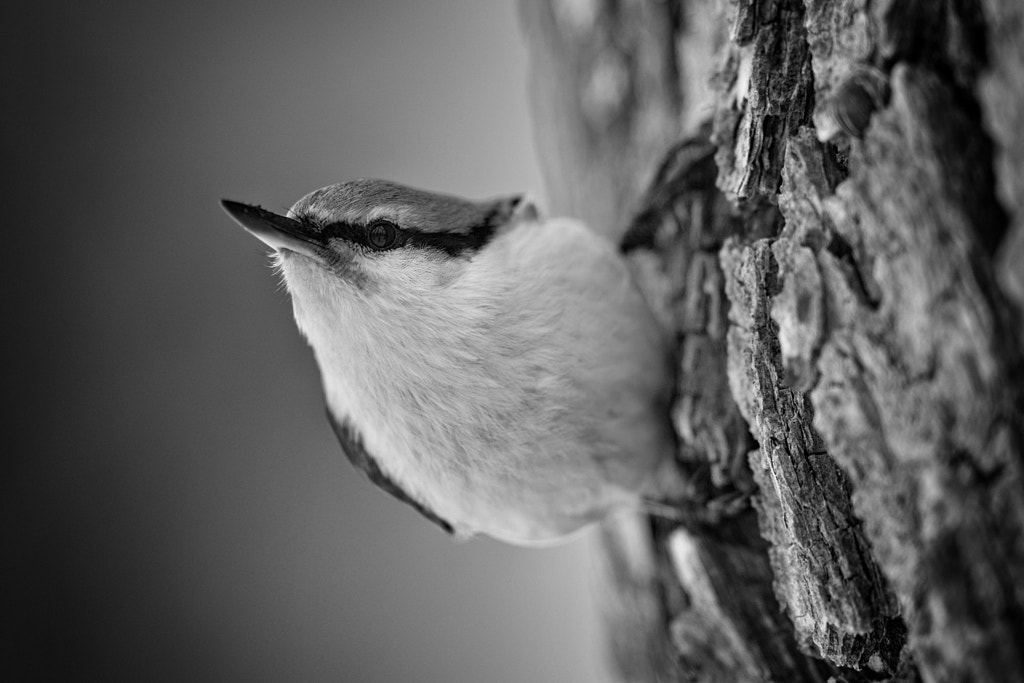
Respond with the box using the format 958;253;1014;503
222;179;537;334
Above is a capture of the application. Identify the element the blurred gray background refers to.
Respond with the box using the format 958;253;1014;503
4;2;615;681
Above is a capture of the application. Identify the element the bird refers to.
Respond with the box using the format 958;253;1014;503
221;179;678;546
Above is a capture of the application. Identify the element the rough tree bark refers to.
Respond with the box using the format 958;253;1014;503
520;2;1024;682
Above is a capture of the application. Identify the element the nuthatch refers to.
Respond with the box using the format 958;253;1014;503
222;180;677;545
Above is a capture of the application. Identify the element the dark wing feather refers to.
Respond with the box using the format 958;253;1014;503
325;407;455;534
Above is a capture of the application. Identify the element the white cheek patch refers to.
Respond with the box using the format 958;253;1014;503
278;255;348;339
358;248;464;290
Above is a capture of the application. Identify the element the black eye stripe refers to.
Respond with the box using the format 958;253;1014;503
314;215;500;257
403;225;497;256
402;204;502;256
318;220;402;250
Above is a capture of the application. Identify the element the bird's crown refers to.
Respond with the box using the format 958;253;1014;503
286;179;528;257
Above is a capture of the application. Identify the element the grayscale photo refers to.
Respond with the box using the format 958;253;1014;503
8;1;1024;682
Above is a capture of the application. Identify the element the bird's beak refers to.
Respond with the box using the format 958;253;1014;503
220;200;324;260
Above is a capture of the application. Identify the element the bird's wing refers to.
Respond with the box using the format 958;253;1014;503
325;406;455;534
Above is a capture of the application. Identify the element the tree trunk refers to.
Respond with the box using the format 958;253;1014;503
519;2;1024;681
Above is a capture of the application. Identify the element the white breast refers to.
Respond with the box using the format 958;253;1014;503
283;218;675;544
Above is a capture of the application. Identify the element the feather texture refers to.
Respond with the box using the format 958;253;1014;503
265;181;675;544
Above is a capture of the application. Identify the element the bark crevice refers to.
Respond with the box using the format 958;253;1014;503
521;1;1024;680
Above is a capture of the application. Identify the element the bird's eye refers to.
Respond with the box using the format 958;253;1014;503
366;220;401;250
